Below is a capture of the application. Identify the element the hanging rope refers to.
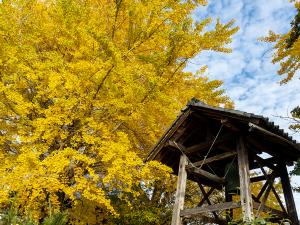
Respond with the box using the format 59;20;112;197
224;155;237;178
199;123;224;170
207;164;217;176
173;123;224;172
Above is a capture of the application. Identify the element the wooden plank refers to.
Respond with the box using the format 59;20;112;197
171;154;188;225
180;201;241;218
279;163;299;225
186;151;237;169
237;136;253;222
184;133;232;154
253;202;286;218
189;167;225;184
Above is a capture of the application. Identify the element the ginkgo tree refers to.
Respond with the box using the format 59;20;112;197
0;0;238;224
264;0;300;84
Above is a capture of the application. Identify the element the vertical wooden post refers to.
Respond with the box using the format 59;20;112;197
237;136;253;222
279;163;299;225
171;154;188;225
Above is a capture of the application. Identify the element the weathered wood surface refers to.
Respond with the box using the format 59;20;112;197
186;151;237;169
237;136;253;222
180;201;241;218
279;163;299;225
188;167;225;184
171;154;188;225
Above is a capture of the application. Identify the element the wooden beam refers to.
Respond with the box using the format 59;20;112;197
168;140;187;152
198;183;222;222
197;187;214;207
279;163;299;225
255;176;274;218
184;133;232;154
256;173;275;201
146;109;190;162
221;119;240;132
225;188;233;222
247;137;294;166
249;123;300;151
189;167;225;184
171;155;188;225
180;201;241;218
253;154;277;171
237;136;254;222
186;151;237;170
255;158;287;214
250;173;279;183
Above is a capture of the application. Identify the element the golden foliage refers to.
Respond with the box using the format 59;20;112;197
0;0;237;223
264;2;300;84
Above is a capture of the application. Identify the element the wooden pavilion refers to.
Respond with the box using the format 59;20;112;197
146;98;300;225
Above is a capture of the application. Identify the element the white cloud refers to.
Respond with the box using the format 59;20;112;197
188;0;300;215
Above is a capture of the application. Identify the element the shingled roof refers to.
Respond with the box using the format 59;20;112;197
146;98;300;170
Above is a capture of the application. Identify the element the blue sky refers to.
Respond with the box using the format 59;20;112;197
188;0;300;215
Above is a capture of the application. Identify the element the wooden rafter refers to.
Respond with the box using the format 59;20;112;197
188;167;225;184
184;133;233;154
186;151;237;170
